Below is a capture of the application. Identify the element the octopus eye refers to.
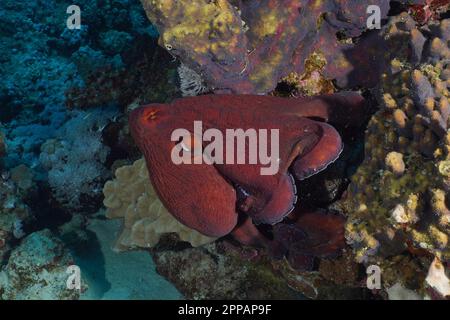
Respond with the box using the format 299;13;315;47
141;109;159;123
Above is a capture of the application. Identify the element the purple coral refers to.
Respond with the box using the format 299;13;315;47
142;0;393;94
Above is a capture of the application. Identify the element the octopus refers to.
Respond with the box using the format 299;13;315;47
129;92;366;270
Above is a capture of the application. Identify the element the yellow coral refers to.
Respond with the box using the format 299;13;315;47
341;15;450;296
142;0;244;63
385;151;405;176
103;158;216;251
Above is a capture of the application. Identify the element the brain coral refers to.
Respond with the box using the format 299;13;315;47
341;14;449;297
103;158;216;250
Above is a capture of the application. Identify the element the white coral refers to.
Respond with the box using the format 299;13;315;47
39;109;116;210
426;257;450;298
177;64;208;97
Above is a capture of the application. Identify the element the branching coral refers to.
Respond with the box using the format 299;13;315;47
341;14;450;298
140;0;393;94
103;158;216;250
39;109;116;211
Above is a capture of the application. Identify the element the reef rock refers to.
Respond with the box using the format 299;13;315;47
152;240;370;299
0;229;81;300
151;242;303;299
39;108;116;212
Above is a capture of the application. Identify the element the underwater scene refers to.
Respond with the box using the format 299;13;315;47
0;0;449;301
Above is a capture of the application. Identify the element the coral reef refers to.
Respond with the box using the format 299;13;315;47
276;53;336;97
270;248;370;299
0;0;79;168
0;171;34;261
59;0;180;111
0;130;6;160
103;158;216;250
0;229;82;300
10;165;34;191
151;240;372;299
141;0;394;94
0;165;36;260
39;108;117;211
151;242;303;299
0;0;164;169
2;0;449;301
65;36;180;111
408;0;450;25
0;0;185;299
341;14;450;298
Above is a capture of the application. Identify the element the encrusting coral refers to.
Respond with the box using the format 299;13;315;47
103;158;216;250
341;14;450;298
141;0;394;94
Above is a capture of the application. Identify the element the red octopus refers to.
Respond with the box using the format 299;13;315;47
129;92;366;270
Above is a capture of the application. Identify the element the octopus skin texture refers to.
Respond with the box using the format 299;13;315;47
129;93;366;269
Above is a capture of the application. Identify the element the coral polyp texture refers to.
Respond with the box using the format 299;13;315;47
103;158;216;250
341;14;450;298
141;0;392;94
